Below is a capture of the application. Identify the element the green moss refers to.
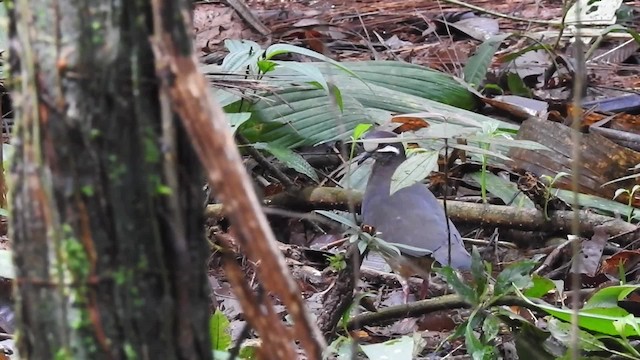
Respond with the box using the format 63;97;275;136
81;185;95;197
55;348;73;360
142;135;160;164
108;155;127;182
124;343;138;360
156;184;172;196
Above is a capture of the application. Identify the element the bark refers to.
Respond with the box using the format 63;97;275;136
9;1;210;359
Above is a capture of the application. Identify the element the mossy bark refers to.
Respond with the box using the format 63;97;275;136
8;1;211;358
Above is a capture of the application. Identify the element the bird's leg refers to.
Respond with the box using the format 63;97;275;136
398;275;411;304
418;274;431;299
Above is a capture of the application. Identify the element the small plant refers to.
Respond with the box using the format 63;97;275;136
327;253;347;271
474;122;517;203
613;184;640;223
540;172;570;220
436;248;541;359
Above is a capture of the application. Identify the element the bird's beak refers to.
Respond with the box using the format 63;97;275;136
358;151;374;165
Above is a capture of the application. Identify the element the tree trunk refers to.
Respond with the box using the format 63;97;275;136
8;1;211;359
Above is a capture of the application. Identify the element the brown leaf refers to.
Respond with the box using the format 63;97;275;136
391;116;430;133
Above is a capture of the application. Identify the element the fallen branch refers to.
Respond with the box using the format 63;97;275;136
347;295;533;329
207;186;639;243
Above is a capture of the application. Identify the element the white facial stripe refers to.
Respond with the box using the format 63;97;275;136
376;145;400;154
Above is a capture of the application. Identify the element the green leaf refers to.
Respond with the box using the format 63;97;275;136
463;33;512;88
227;113;252;134
524;274;555;298
252;142;319;182
554;189;640;221
584;285;640;309
466;135;550;151
465;315;485;356
265;44;360;80
390;151;438;195
352;123;373;141
329;83;344;112
210;310;232;351
359;336;414;360
494;260;536;296
271;61;330;93
506;72;532;97
221;39;263;74
436;266;478;304
0;208;7;217
256;59;278;73
547;318;607;352
315;210;359;229
482;314;501;342
466;172;536;209
514;321;554;360
3;144;14;165
451;143;512;161
0;250;14;279
516;288;640;337
470;247;487;299
245;88;372;148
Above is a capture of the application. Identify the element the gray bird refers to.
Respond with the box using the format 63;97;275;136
361;130;471;286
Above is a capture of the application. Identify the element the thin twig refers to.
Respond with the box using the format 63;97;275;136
441;0;560;25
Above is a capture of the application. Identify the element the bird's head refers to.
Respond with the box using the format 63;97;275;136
361;130;406;162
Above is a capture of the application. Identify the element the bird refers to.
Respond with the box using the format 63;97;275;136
360;130;471;299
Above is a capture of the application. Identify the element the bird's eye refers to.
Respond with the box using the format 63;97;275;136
376;145;400;154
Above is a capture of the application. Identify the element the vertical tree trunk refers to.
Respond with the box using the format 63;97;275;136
8;1;211;358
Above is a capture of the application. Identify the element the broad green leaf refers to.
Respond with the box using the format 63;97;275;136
506;72;532;97
359;336;414;360
265;44;360;80
466;172;536;209
614;314;640;337
436;266;478;304
390;151;438;195
315;210;359;229
547;318;607;352
514;322;554;360
326;61;479;110
494;260;536;296
339;158;373;192
210;310;232;351
450;143;511;161
252;142;319;182
245;88;372;148
524;274;555;298
0;250;13;279
221;39;263;74
466;136;551;151
554;189;640;221
213;350;231;360
227;112;251;134
271;61;329;93
482;314;501;341
584;285;640;309
3;144;14;165
516;288;640;337
211;88;242;108
463;33;512;88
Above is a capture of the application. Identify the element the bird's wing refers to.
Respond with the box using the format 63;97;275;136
362;184;468;265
